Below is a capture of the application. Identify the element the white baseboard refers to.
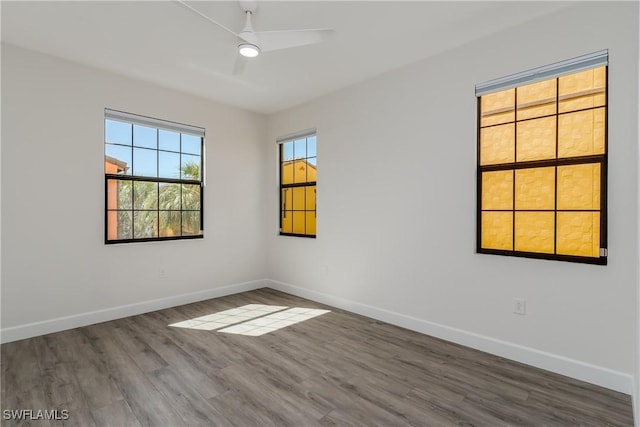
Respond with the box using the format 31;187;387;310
267;279;633;395
0;279;267;344
2;278;633;395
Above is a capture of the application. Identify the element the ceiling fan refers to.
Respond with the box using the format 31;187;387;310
177;0;335;74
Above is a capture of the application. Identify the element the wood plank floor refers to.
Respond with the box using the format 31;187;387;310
1;288;633;426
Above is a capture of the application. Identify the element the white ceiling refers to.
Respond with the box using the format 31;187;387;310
1;1;571;114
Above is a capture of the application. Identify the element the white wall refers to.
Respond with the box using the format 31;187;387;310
635;0;640;419
1;44;268;335
267;2;639;393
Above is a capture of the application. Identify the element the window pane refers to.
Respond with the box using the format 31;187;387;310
159;183;181;210
515;167;555;210
182;211;201;236
292;187;305;210
159;211;181;237
480;88;515;127
293;160;311;184
306;186;317;210
481;212;513;250
106;211;119;241
181;155;201;180
107;179;132;210
133;148;157;177
281;161;294;185
481;171;513;210
159;129;180;152
557;164;600;210
292;211;305;234
307;159;317;182
556;212;600;257
281;211;292;233
134;210;158;239
182;184;200;211
116;210;132;240
307;136;317;157
516;116;556;162
306;211;316;235
516;78;556;121
281;188;292;212
105;145;132;175
282;142;294;161
559;66;606;113
133;125;157;149
105;120;132;145
134;181;158;210
293;139;306;159
514;212;554;254
480;123;515;165
182;134;201;155
558;108;605;158
159;151;181;179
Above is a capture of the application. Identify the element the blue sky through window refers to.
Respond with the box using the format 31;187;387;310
105;119;201;179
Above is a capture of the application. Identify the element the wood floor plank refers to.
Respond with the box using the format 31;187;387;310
89;400;142;427
1;288;634;426
208;389;282;427
78;324;184;427
145;366;231;426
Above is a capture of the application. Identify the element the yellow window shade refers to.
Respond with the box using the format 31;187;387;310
559;66;606;113
516;116;556;162
517;78;556;121
482;171;513;210
481;212;513;250
558;108;605;158
481;88;515;127
557;164;600;210
556;212;600;257
514;212;555;254
480;124;515;165
515;167;555;210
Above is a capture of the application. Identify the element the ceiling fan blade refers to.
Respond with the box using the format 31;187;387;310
256;29;335;53
232;53;248;75
175;0;240;39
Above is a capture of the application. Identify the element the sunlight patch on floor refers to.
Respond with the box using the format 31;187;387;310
168;304;330;336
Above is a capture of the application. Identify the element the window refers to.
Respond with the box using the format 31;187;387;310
104;109;204;243
476;51;607;264
278;129;316;237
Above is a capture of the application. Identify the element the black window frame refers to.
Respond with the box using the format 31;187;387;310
476;65;608;265
278;131;317;238
104;109;205;244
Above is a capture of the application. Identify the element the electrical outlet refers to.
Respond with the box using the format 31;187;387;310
159;269;166;280
513;298;526;315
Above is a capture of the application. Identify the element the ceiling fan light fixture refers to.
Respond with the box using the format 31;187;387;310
238;43;260;58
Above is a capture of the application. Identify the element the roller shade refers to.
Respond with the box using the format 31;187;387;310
105;108;205;137
277;128;316;144
475;50;608;97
